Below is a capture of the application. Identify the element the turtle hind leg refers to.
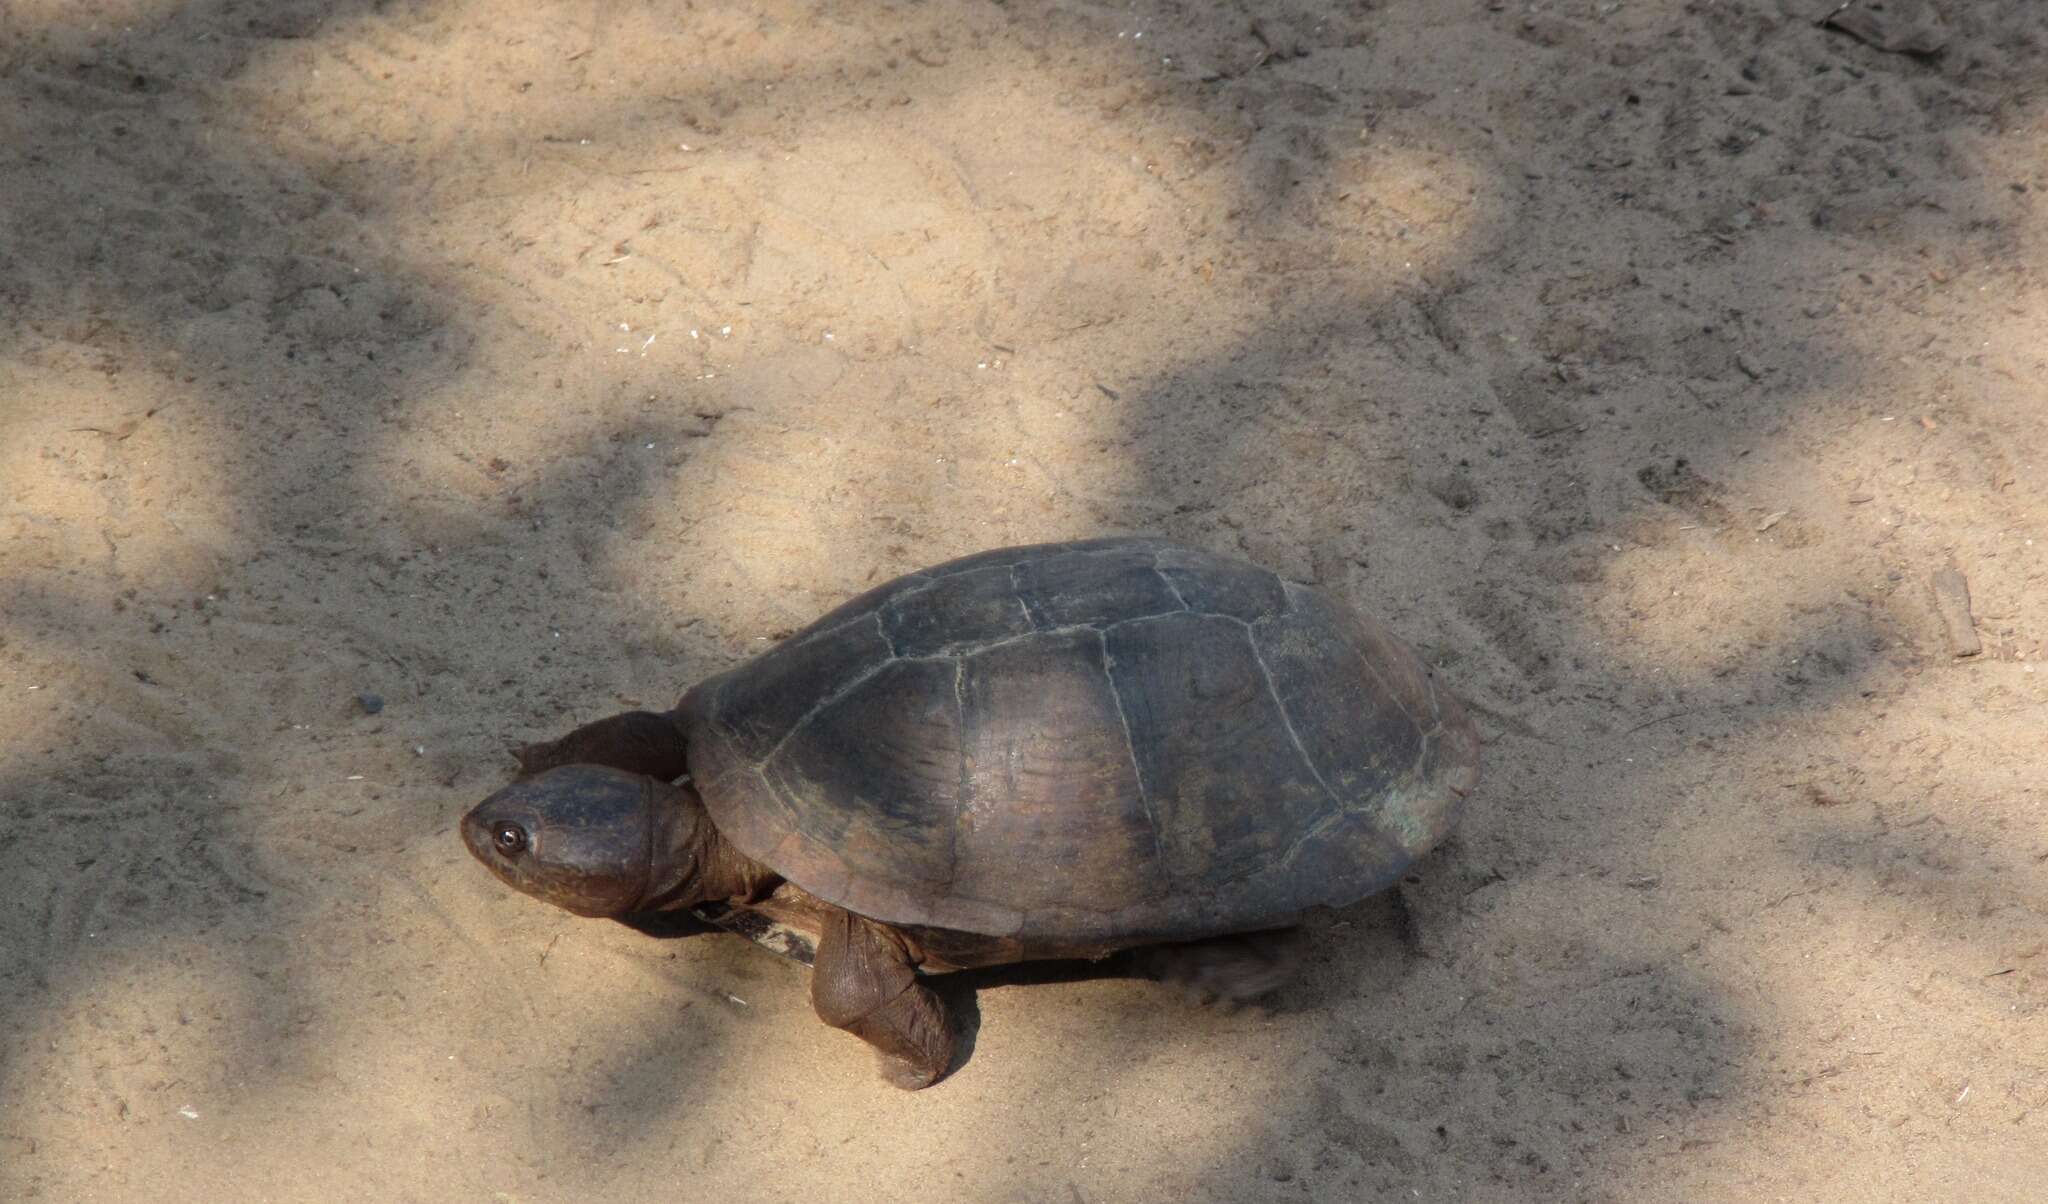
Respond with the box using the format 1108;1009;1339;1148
1136;929;1300;1010
811;908;955;1090
511;710;689;781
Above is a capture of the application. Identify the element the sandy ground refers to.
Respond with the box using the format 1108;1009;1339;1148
2;0;2045;1199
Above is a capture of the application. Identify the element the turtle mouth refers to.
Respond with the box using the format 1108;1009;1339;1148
458;810;505;866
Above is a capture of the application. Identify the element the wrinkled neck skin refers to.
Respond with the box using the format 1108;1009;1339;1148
639;785;781;913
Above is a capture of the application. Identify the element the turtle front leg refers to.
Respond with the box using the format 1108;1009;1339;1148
811;907;954;1090
511;710;689;782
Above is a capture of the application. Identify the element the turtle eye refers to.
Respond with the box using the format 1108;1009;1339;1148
493;822;528;855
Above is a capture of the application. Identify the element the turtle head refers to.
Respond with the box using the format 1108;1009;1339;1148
462;765;709;918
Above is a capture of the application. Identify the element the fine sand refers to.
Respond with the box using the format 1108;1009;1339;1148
2;1;2044;1199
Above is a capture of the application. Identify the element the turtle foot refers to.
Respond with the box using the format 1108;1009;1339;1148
1138;930;1298;1010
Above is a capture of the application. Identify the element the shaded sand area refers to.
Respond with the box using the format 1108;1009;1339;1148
1;1;2043;1199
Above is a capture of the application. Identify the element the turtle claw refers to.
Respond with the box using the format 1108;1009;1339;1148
877;1052;945;1091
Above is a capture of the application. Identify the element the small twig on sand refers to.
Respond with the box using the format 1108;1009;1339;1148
1622;710;1692;737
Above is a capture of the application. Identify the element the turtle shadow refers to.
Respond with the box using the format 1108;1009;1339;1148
614;910;725;941
937;956;1157;1079
938;888;1430;1077
609;910;1208;1074
607;902;1416;1081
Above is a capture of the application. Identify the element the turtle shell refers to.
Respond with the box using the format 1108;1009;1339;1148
679;538;1478;945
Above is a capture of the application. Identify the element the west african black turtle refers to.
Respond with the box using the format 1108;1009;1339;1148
462;537;1479;1088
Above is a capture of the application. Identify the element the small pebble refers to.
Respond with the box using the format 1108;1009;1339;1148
357;693;385;715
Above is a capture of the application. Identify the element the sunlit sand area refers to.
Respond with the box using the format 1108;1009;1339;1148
2;1;2042;1199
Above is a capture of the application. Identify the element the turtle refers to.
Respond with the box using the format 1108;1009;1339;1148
462;536;1479;1088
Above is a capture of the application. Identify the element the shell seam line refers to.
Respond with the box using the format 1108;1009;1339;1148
950;657;970;889
1419;658;1445;726
1358;653;1417;729
756;641;992;766
1097;628;1169;870
1151;555;1192;612
1412;718;1448;781
873;609;902;659
1278;805;1350;871
934;610;1193;661
767;605;896;660
757;650;902;767
1010;561;1051;629
1243;623;1346;817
